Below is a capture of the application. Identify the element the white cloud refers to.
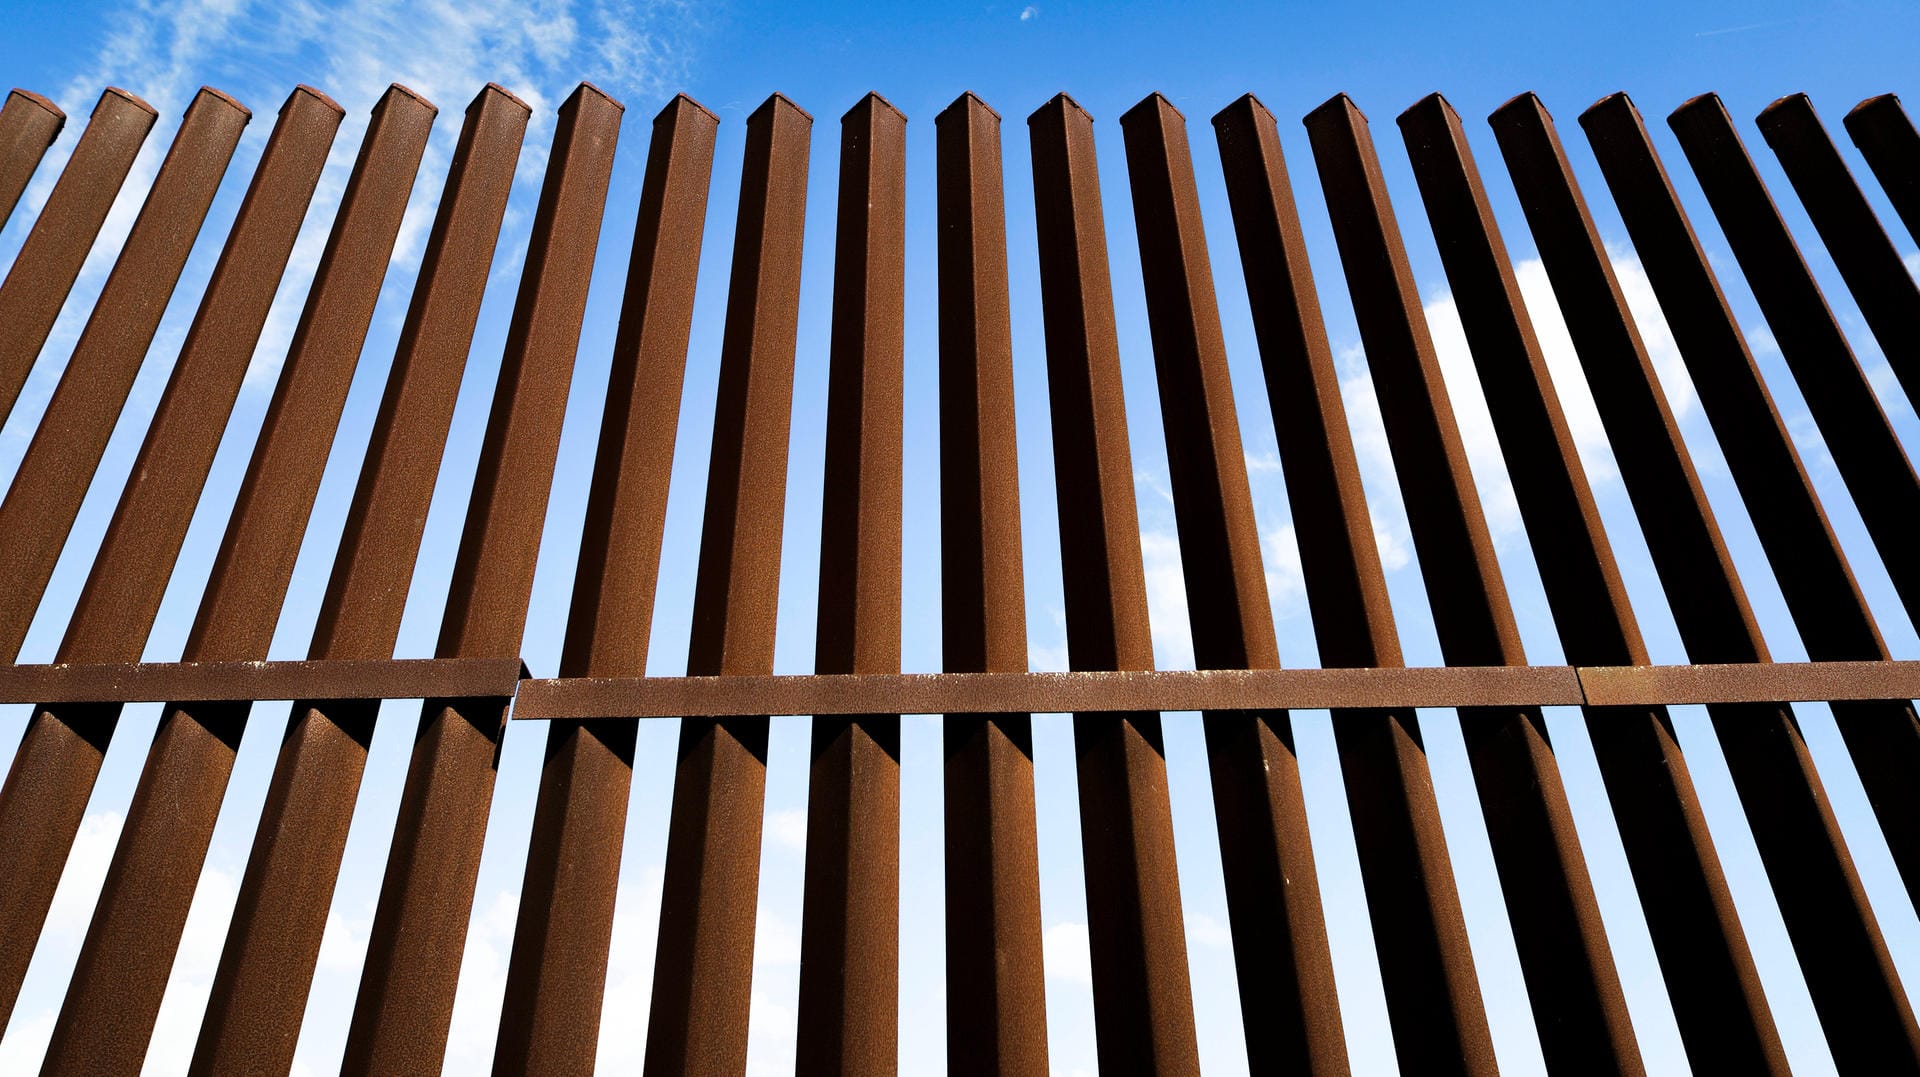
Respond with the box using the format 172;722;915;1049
142;865;242;1075
1139;527;1194;670
1260;522;1308;620
1019;5;1039;21
1905;250;1919;286
767;807;808;853
1042;921;1091;984
1185;911;1234;950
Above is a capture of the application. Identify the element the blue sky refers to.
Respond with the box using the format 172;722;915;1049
1;0;1918;1073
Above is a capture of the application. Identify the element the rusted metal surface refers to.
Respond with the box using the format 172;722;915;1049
1121;92;1345;1077
0;89;66;232
0;87;153;422
1491;91;1791;1073
343;81;621;1075
32;85;343;1077
1844;94;1920;242
934;90;1049;1077
1303;94;1497;1077
1578;91;1920;1068
0;656;517;703
1398;92;1644;1075
190;83;525;1075
1027;92;1200;1076
493;92;717;1077
1670;95;1920;625
644;91;811;1077
794;91;906;1077
0;87;245;663
0;86;253;1032
1759;95;1920;411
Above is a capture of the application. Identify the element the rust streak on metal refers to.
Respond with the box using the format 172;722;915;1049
189;83;525;1075
494;92;717;1077
1843;94;1920;242
795;90;906;1077
1028;92;1199;1076
935;90;1049;1077
1760;95;1920;411
0;87;243;662
644;91;811;1077
1122;91;1345;1077
1670;94;1920;626
1584;91;1919;1069
0;87;154;421
1398;92;1646;1075
0;88;67;232
1302;93;1497;1077
0;86;250;1030
344;81;622;1075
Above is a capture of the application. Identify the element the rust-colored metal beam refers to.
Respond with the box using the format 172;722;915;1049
794;91;906;1077
188;83;525;1076
643;91;811;1077
29;89;342;1074
0;86;250;1031
0;87;153;422
492;92;717;1077
1843;94;1920;243
1397;92;1646;1075
1577;91;1920;1069
0;89;66;231
1302;94;1497;1077
1121;91;1346;1077
1027;92;1199;1076
1759;95;1920;411
1489;92;1794;1074
0;87;245;663
343;81;622;1075
1669;94;1920;625
935;90;1049;1077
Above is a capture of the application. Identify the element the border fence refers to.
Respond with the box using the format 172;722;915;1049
0;75;1918;1075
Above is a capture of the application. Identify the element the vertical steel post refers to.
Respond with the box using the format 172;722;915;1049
35;86;343;1077
1121;92;1347;1077
492;93;717;1077
1759;95;1920;411
643;92;811;1077
0;90;66;233
795;91;906;1077
188;83;526;1075
1027;92;1201;1076
1302;93;1511;1077
0;87;154;421
343;81;622;1074
0;87;249;1028
936;90;1050;1077
1843;94;1920;242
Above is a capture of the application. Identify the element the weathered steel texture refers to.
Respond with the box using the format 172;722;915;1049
0;86;253;1032
35;85;342;1077
644;91;811;1077
1302;94;1497;1077
1578;660;1920;705
1027;92;1200;1076
794;91;906;1077
1121;91;1345;1077
344;81;622;1075
1671;95;1920;627
1398;93;1644;1075
0;87;153;422
933;91;1048;1076
190;84;526;1075
1844;94;1920;242
1760;95;1920;411
1581;107;1920;1067
1489;92;1791;1074
0;87;246;663
0;90;66;233
0;656;516;704
494;92;717;1077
